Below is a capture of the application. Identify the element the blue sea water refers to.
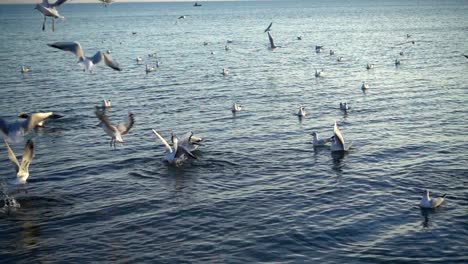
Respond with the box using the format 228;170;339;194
0;0;467;262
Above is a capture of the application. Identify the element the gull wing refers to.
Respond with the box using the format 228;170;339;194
48;41;84;59
333;121;345;149
27;112;53;130
19;140;34;177
176;144;197;159
50;0;68;7
117;113;134;135
102;52;122;71
268;32;276;49
178;131;193;144
4;139;20;173
264;22;272;32
95;107;117;132
152;129;173;153
432;195;446;208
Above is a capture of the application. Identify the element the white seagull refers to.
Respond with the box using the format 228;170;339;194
146;64;156;73
311;132;332;147
361;81;369;90
152;129;197;165
366;63;374;70
1;112;63;142
95;108;134;148
102;99;111;109
222;68;230;76
231;102;242;113
3;139;34;192
420;190;446;208
48;41;122;73
339;102;350;111
35;0;68;31
21;66;31;73
136;56;143;64
18;112;63;128
296;106;306;117
315;69;324;78
331;121;352;152
337;56;344;62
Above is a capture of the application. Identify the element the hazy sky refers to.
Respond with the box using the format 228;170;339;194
0;0;233;4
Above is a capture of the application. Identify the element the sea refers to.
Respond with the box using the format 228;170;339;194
0;0;467;262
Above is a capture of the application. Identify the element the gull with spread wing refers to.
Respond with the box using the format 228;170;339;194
34;0;68;31
3;139;34;193
95;108;134;148
152;129;197;165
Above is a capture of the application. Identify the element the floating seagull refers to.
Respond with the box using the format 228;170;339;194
366;63;374;69
315;69;324;78
264;22;273;32
337;56;344;62
315;45;323;53
20;66;30;73
178;15;187;19
231;102;242;113
329;49;335;55
18;112;63;128
339;102;350;111
95;108;134;148
406;34;411;39
106;49;111;54
3;139;34;192
102;99;111;109
222;68;229;76
395;58;401;66
267;32;278;50
225;45;230;51
311;132;332;147
99;0;115;7
296;106;306;117
331;121;352;152
297;36;302;40
420;190;446;208
175;131;203;152
34;0;68;32
1;112;63;142
145;64;155;73
152;130;197;165
136;56;143;64
361;81;369;90
48;42;122;73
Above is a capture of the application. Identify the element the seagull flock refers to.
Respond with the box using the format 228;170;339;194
5;0;455;210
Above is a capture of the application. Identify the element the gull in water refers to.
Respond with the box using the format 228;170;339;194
222;68;230;76
366;63;374;70
136;56;143;64
315;69;324;78
225;45;230;51
337;56;344;62
3;139;34;193
18;112;63;128
102;99;111;109
95;108;134;148
361;81;369;90
145;64;156;74
329;49;335;55
231;102;242;113
395;58;401;66
178;15;187;19
297;36;302;40
48;41;122;73
152;130;197;165
315;45;323;53
1;112;63;142
331;121;352;152
420;190;446;208
267;32;279;50
99;0;115;7
311;132;332;147
21;66;31;74
296;106;306;117
339;102;350;112
35;0;68;32
175;131;203;152
264;22;273;32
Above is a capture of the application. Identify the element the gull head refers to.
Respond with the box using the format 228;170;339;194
18;112;29;119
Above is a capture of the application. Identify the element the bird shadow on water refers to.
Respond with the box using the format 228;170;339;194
420;207;444;229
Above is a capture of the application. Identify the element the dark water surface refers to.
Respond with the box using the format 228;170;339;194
0;0;467;262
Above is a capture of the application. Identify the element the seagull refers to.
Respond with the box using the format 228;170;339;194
20;66;31;73
136;56;143;64
297;36;302;40
315;45;323;53
339;102;350;111
175;131;203;152
3;139;34;192
400;51;404;56
329;49;335;55
331;121;352;152
145;64;155;73
267;32;278;50
225;45;230;51
1;112;63;142
311;132;332;147
366;63;374;69
361;81;369;90
296;106;306;117
106;49;111;54
152;130;197;165
315;69;324;78
99;0;115;7
395;58;401;66
102;99;111;109
337;56;344;62
420;190;446;208
264;22;273;32
231;102;242;113
178;15;187;19
222;68;230;76
34;0;68;32
95;108;134;148
48;42;122;73
17;112;63;128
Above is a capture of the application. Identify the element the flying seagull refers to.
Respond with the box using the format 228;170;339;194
1;112;63;142
264;22;273;32
267;32;278;50
48;41;122;73
95;108;134;148
3;139;34;192
35;0;68;32
99;0;115;7
17;112;63;128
